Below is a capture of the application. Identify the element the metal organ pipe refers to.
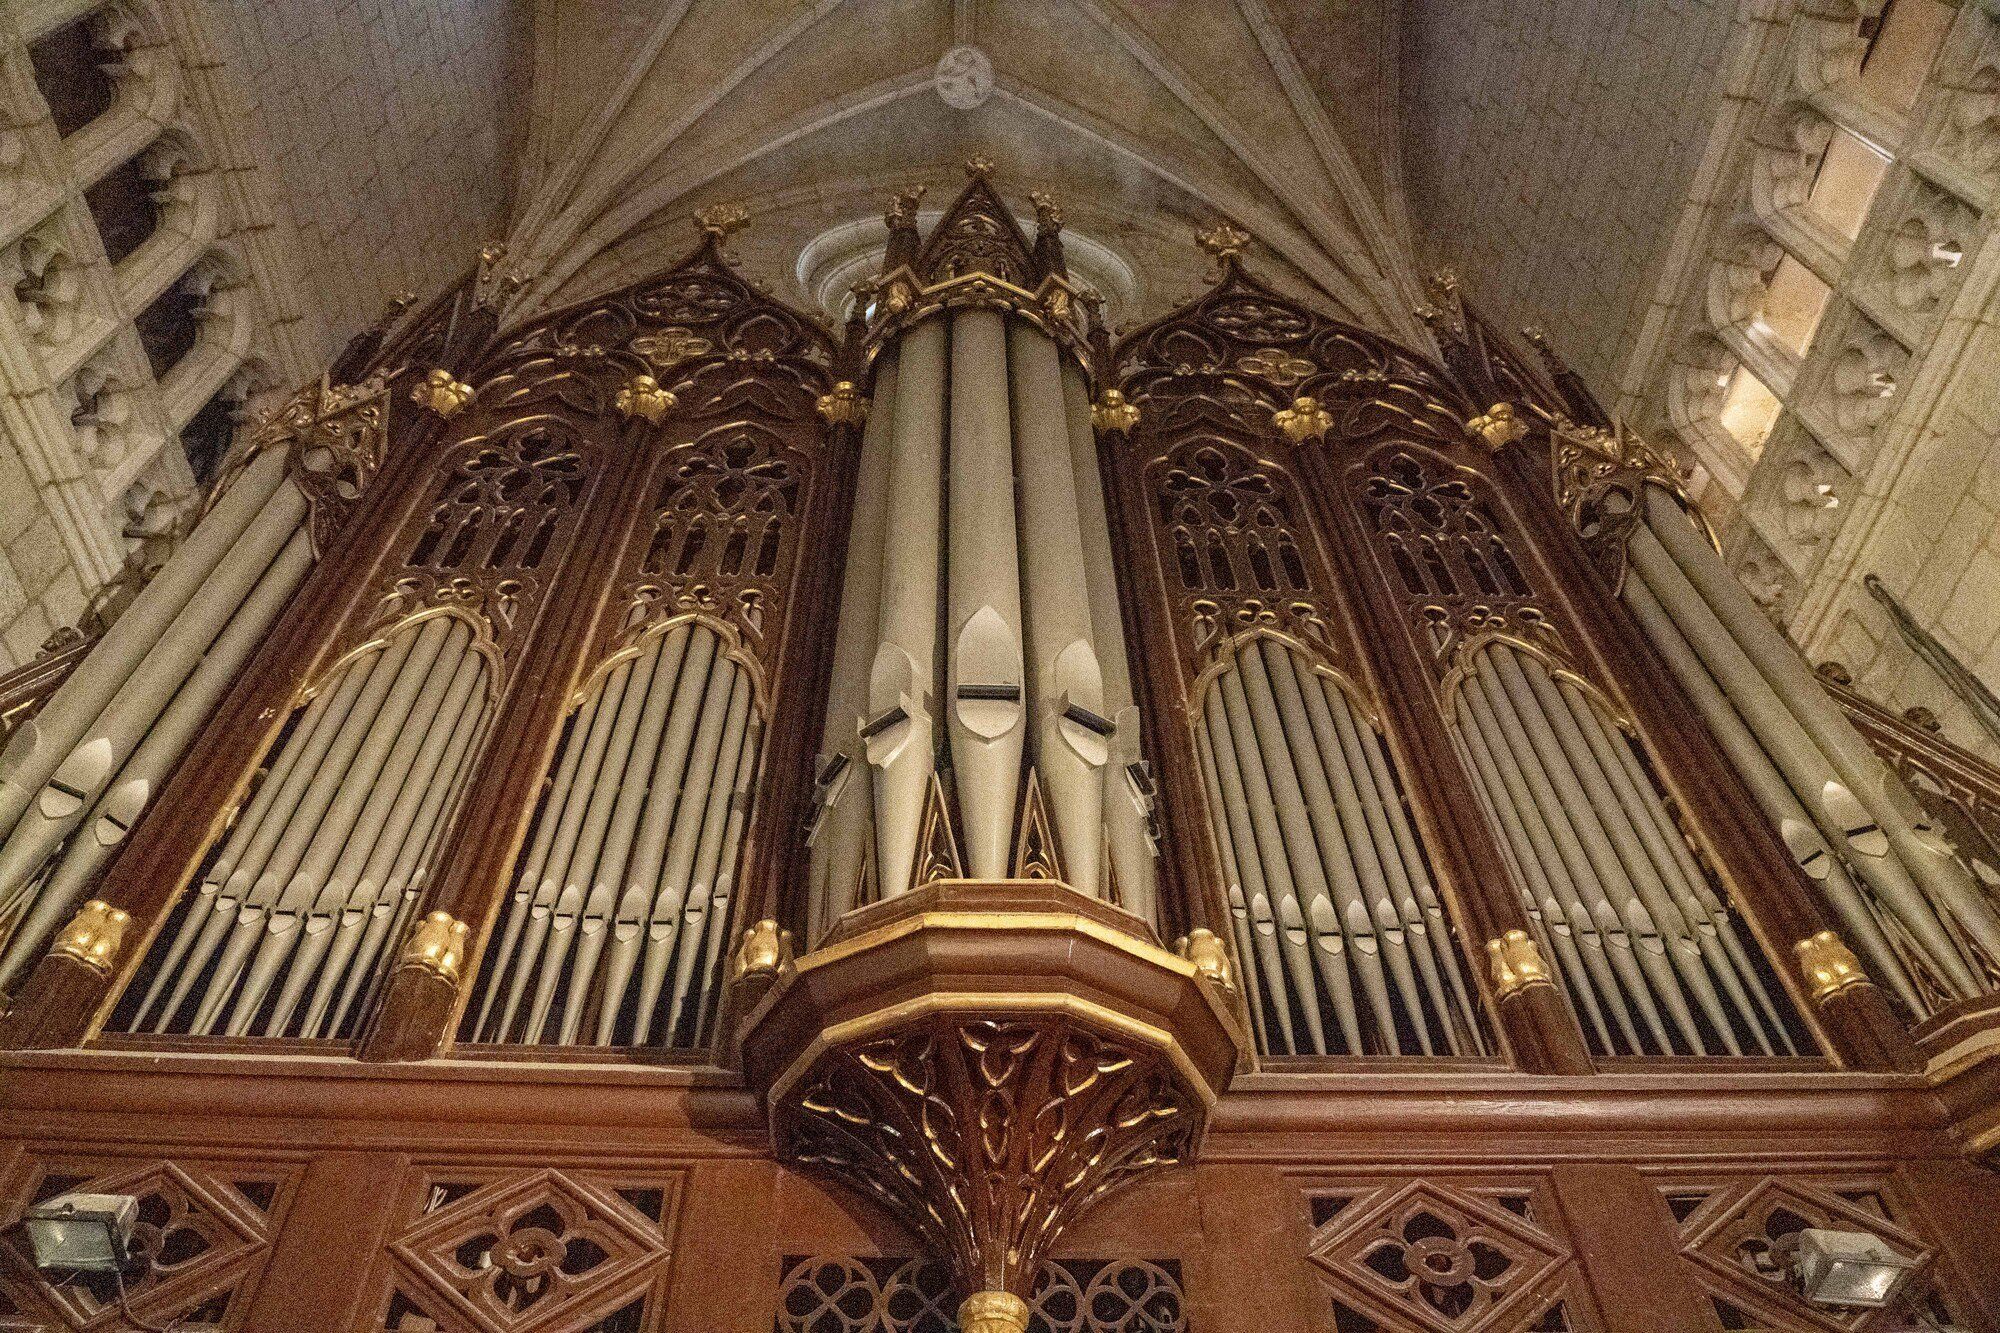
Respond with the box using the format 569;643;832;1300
1193;640;1480;1057
0;448;293;836
1627;522;1984;1000
946;308;1027;880
1010;322;1106;898
1633;494;2000;996
1622;567;1934;1014
466;619;766;1048
1201;691;1299;1053
868;317;947;900
1060;363;1155;919
126;611;492;1038
0;525;314;991
810;353;899;939
0;449;319;989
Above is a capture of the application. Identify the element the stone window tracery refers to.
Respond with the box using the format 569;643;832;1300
1669;0;1997;623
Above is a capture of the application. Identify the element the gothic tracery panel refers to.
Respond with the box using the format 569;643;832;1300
1304;1178;1600;1333
0;1154;298;1332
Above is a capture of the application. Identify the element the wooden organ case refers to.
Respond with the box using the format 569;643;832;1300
0;172;1995;1333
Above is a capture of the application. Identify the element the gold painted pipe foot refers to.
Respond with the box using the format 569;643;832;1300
959;1290;1030;1333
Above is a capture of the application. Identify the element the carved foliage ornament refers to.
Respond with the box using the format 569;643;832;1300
781;1016;1197;1297
241;371;393;556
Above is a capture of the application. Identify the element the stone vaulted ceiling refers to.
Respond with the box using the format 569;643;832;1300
501;0;1425;341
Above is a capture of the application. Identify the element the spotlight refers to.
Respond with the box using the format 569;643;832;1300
1786;1228;1917;1310
21;1192;137;1273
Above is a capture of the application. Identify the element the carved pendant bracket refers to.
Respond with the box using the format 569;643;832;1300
739;880;1240;1315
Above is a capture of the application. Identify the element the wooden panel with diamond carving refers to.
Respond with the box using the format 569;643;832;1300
362;1166;684;1333
1653;1173;1973;1332
1302;1177;1601;1333
0;1152;300;1332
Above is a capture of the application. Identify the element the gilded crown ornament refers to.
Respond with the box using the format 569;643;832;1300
1091;388;1140;434
1486;929;1553;1000
695;201;751;238
1030;190;1063;230
614;373;676;425
1796;929;1869;1003
1274;395;1333;444
1177;928;1237;994
49;900;129;975
409;368;475;419
1195;218;1251;260
963;154;997;179
816;380;869;427
398;911;469;986
1467;401;1528;450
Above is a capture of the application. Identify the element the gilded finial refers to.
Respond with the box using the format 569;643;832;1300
409;368;476;418
1796;929;1870;1003
1195;218;1252;265
963;154;996;179
1274;395;1333;445
1177;928;1236;994
959;1291;1031;1333
473;244;529;309
50;900;129;976
695;201;751;239
1467;402;1528;450
817;380;869;427
398;911;470;986
1031;190;1063;230
1486;929;1553;1000
887;184;927;229
733;918;794;982
1091;388;1140;434
615;373;676;425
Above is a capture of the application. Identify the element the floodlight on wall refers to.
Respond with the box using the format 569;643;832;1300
21;1192;137;1273
1787;1228;1918;1310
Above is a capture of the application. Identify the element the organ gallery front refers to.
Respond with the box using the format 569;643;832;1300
0;163;1997;1333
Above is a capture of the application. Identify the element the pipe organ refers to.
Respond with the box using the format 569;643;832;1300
1;168;1997;1333
807;180;1156;938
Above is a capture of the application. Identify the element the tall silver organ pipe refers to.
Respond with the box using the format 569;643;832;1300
1060;362;1156;921
1624;486;2000;1013
1195;637;1483;1056
1011;322;1106;899
817;301;1152;925
467;618;763;1048
1443;634;1797;1057
947;309;1028;880
867;317;947;904
122;611;494;1037
808;353;900;943
0;447;320;993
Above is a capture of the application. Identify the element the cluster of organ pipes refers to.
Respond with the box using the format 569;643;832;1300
1443;635;1798;1056
1621;485;2000;1019
1194;636;1484;1056
116;609;492;1037
0;447;319;997
13;165;2000;1077
467;616;760;1048
807;306;1155;940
